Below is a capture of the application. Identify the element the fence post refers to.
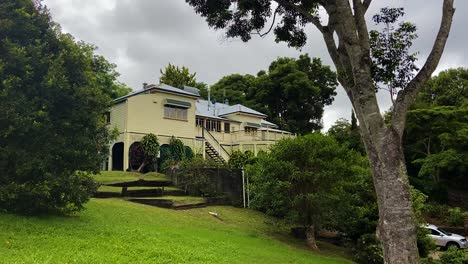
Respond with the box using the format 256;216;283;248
242;168;246;208
246;175;250;208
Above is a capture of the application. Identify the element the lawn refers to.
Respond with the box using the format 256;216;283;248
93;171;170;184
0;199;354;264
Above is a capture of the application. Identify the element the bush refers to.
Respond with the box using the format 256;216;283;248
351;233;383;264
447;207;467;227
175;157;222;197
0;171;98;215
423;203;449;219
417;227;436;258
439;246;468;264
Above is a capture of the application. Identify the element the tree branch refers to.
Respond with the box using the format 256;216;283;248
252;7;279;37
274;0;324;32
362;0;372;12
392;0;455;136
353;0;371;53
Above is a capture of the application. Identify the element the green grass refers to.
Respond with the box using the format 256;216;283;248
93;171;170;184
97;185;160;193
0;199;354;264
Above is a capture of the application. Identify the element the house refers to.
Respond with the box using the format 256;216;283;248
107;83;293;171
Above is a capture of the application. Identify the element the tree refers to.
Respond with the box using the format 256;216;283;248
211;55;338;134
92;54;132;99
137;134;160;172
159;63;208;96
210;74;256;105
254;55;337;133
186;1;455;262
328;114;365;155
248;133;373;250
403;69;468;199
0;0;117;214
370;8;419;105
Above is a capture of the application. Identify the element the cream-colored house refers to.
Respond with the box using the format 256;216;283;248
106;83;293;171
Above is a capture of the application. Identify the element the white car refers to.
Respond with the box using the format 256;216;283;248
425;224;468;249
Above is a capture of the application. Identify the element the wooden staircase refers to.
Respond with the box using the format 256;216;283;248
205;141;225;163
202;127;230;164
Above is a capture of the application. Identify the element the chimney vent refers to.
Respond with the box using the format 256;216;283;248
143;83;148;89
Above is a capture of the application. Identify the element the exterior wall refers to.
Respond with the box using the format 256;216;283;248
126;92;197;139
107;91;294;170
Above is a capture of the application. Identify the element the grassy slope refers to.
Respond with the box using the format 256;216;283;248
93;171;169;184
0;199;353;264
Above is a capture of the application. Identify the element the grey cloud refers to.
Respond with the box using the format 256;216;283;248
43;0;467;130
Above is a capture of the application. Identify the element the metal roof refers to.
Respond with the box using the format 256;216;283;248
113;83;199;103
218;104;267;117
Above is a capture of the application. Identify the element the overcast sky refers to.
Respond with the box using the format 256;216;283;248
43;0;467;130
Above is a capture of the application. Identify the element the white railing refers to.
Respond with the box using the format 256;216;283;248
203;127;231;162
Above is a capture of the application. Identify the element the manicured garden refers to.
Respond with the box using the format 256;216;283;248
0;199;353;263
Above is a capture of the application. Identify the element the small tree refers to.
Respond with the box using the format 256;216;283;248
249;133;372;250
137;134;160;172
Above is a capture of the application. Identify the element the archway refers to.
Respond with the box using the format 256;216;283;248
111;142;124;171
129;142;145;171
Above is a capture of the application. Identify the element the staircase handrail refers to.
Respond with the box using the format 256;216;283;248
203;127;230;161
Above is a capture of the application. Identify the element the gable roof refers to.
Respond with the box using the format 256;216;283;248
218;104;267;118
114;83;199;103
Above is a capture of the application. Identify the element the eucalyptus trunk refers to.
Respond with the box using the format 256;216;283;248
306;225;319;251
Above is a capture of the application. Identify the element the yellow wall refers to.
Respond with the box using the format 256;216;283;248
109;101;128;134
126;92;197;139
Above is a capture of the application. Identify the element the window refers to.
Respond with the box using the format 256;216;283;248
164;105;187;121
196;117;204;127
206;119;221;132
245;127;258;136
224;123;230;133
430;229;441;236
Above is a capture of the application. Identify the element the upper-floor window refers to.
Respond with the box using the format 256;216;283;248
196;117;204;127
164;105;187;121
206;119;221;132
224;123;230;133
245;127;258;136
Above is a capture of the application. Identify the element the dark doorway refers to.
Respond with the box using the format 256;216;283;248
112;142;124;171
129;142;144;171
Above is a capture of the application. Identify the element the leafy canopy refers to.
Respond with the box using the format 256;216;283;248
159;63;208;97
0;0;120;214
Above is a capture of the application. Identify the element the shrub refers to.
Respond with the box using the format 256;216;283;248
0;171;98;215
447;207;467;226
417;227;436;258
423;203;449;220
439;246;468;264
351;233;383;264
175;157;222;197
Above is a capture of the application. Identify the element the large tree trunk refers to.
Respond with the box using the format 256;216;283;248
367;128;419;264
306;225;319;251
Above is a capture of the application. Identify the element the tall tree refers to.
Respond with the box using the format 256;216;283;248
159;63;208;96
404;68;468;199
210;73;256;105
255;55;337;133
186;1;455;262
0;0;117;214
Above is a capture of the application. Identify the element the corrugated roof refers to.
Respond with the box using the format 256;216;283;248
218;104;267;117
113;83;199;103
260;119;279;128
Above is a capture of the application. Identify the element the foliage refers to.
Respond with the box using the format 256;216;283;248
369;7;419;102
210;74;256;105
92;54;132;99
228;150;255;169
248;133;374;249
351;234;383;264
439;246;468;264
175;157;223;197
136;134;160;172
159;63;208;95
327;113;365;155
0;0;119;214
210;54;337;134
446;207;468;226
416;227;435;258
159;137;194;171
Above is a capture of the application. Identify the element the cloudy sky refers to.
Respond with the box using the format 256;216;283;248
43;0;467;130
